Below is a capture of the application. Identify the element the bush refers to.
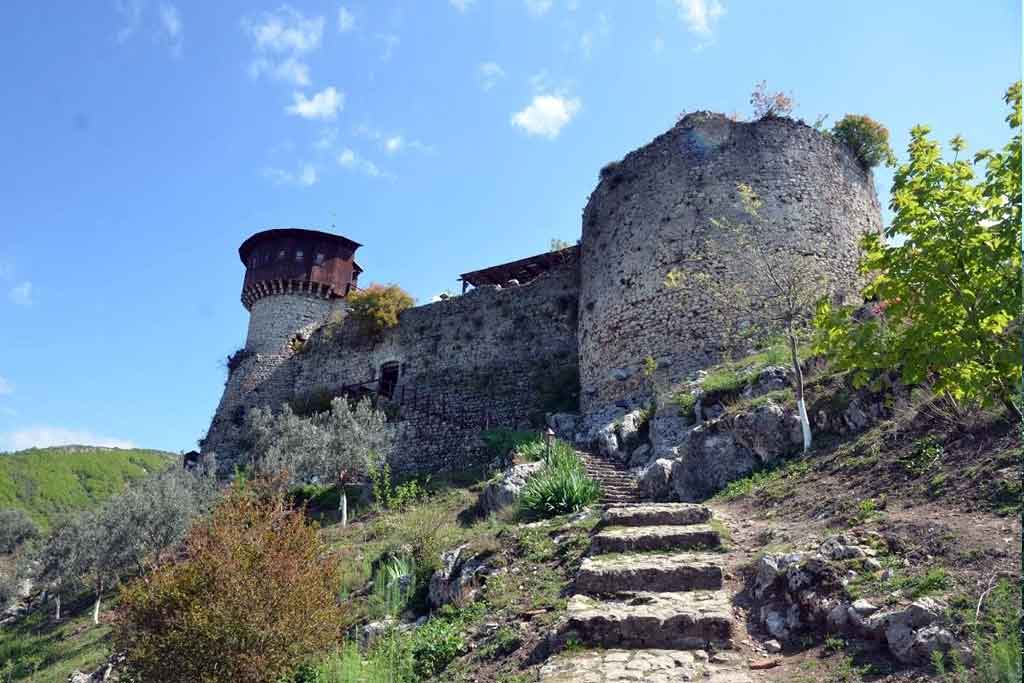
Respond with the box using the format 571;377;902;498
830;114;895;169
481;429;538;467
750;80;794;119
519;445;601;519
409;617;466;679
346;284;414;336
0;508;39;554
116;486;345;683
971;579;1022;683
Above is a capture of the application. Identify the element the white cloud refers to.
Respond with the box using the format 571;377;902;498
353;124;433;154
478;61;505;92
249;56;311;86
337;148;389;178
243;6;324;85
384;136;403;153
244;5;324;53
115;0;144;43
524;0;553;17
449;0;475;11
9;282;32;306
511;94;581;139
158;3;183;55
0;376;13;395
286;86;344;120
0;426;136;452
338;6;355;32
264;163;319;186
675;0;725;40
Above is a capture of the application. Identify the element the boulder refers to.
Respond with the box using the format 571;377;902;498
477;462;543;515
669;428;758;502
428;545;495;608
638;459;674;501
649;408;693;457
819;537;867;561
732;403;794;464
617;409;646;454
627;443;652;469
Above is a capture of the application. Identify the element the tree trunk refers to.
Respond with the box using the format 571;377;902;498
340;490;348;527
789;328;812;452
1002;395;1023;425
54;594;61;622
92;592;102;625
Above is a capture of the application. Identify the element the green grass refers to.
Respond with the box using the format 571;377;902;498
0;447;176;530
713;458;812;502
0;593;114;683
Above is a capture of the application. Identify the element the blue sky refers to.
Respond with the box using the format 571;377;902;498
0;0;1019;453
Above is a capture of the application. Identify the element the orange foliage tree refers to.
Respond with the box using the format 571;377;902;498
115;485;344;683
345;283;414;335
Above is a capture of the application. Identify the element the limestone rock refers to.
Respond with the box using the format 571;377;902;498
649;407;693;457
427;545;495;608
638;459;674;501
546;413;579;440
669;427;758;502
627;443;652;468
477;462;543;515
731;403;794;463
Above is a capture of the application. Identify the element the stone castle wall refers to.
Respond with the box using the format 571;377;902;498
577;112;882;412
245;292;341;354
203;259;579;474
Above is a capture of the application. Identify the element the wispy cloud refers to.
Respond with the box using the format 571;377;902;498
511;94;581;139
0;376;13;396
314;126;339;151
338;6;355;32
286;86;344;120
675;0;725;46
652;35;666;53
9;282;32;306
353;124;433;154
579;11;610;59
115;0;144;43
524;0;553;17
0;426;136;452
478;61;505;92
377;33;400;61
243;5;324;86
158;3;183;56
449;0;475;12
263;163;319;186
337;148;392;179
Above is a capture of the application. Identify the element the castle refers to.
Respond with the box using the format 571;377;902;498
202;112;882;474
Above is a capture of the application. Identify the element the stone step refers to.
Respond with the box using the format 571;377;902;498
590;524;720;554
558;591;734;650
602;503;712;528
575;552;724;594
539;649;753;683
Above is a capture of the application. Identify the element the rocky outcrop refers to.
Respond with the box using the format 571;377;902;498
477;462;543;515
751;537;970;666
428;545;499;608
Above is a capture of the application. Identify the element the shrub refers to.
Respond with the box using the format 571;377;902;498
519;445;601;519
481;428;539;467
116;486;345;683
750;80;794;119
369;554;417;619
409;617;466;679
830;114;895;169
971;579;1022;683
346;284;414;336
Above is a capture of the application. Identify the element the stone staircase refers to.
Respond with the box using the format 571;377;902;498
578;449;642;505
539;503;753;683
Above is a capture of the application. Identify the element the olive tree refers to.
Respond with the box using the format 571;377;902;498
245;397;392;526
665;182;840;451
0;508;39;555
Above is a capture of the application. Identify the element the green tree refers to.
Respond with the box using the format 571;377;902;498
816;82;1022;420
345;283;415;335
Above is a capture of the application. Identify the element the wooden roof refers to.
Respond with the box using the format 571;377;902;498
459;245;578;288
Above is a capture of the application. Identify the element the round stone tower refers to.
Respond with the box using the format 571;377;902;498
201;228;362;467
239;228;362;353
577;112;882;413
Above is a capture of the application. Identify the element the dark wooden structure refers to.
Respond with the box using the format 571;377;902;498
459;245;578;293
238;228;363;309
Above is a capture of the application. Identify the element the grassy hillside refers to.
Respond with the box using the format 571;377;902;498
0;446;177;529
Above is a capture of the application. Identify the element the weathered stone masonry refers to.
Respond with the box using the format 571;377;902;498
203;112;881;476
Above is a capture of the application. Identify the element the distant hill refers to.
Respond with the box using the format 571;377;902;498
0;446;178;530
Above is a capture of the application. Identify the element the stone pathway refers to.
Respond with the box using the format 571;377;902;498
539;503;754;682
578;449;642;505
